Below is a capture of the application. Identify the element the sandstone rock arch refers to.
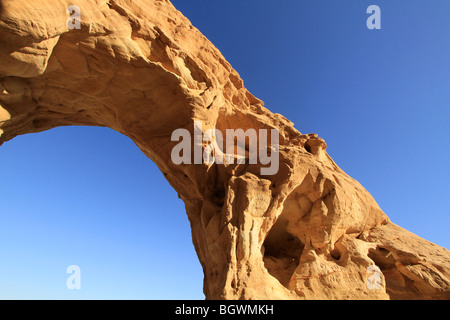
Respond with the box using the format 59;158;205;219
1;0;449;299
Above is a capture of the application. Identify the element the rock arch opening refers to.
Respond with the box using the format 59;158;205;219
0;125;205;299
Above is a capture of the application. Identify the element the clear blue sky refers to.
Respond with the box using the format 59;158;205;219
0;1;449;299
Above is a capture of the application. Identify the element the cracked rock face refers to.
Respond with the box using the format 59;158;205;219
1;0;449;299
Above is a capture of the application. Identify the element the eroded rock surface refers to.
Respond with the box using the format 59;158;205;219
1;0;449;299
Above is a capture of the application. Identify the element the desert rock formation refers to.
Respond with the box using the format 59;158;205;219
0;0;449;299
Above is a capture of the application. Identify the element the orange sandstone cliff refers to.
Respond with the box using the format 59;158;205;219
0;0;449;299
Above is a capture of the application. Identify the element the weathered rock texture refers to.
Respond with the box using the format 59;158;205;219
0;0;449;300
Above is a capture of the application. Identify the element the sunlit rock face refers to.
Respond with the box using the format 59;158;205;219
1;0;449;300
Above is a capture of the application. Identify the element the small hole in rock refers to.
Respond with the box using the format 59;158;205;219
330;248;341;261
213;185;226;206
263;215;304;288
305;144;312;154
